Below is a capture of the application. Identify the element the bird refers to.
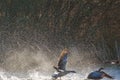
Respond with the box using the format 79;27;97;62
104;60;119;65
52;48;71;80
87;68;114;80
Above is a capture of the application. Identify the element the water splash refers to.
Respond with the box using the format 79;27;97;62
0;67;119;80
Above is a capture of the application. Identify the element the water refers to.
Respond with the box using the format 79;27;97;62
0;66;119;80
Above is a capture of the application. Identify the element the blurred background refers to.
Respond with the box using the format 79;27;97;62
0;0;119;74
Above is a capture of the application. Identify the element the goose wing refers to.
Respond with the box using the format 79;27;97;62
102;71;114;79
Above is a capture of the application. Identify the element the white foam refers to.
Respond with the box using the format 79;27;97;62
0;68;119;80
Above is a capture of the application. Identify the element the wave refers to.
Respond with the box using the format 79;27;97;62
0;67;119;80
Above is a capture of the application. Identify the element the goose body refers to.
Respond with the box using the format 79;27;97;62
87;68;114;80
87;71;104;79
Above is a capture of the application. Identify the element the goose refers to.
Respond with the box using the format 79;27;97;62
87;68;114;80
105;60;119;65
52;48;71;80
